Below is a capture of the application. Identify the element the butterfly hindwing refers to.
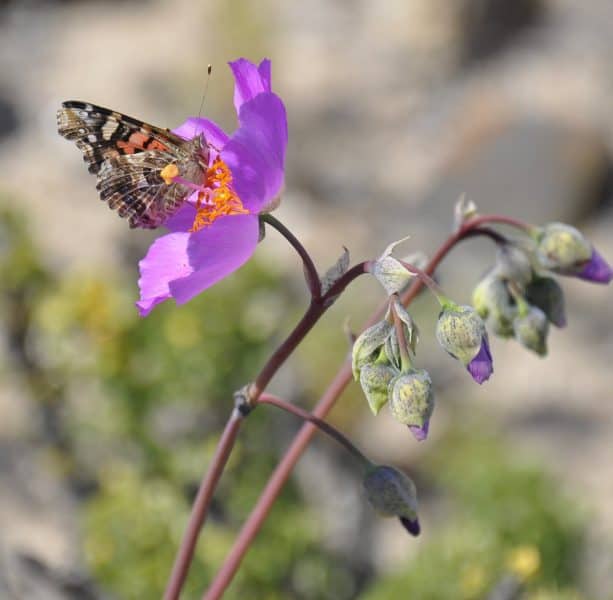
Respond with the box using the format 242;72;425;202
57;101;208;229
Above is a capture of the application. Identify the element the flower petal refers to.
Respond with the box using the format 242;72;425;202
576;249;613;284
229;58;272;113
172;117;229;161
136;214;259;316
467;336;494;384
399;516;421;536
222;93;288;213
409;422;429;442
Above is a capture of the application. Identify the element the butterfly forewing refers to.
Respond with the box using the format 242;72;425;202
57;101;208;229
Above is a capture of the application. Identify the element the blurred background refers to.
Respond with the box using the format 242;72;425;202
1;0;613;598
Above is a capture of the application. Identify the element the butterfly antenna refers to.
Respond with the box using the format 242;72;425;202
192;64;212;140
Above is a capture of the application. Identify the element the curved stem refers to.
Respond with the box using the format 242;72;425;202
164;408;245;600
390;296;413;371
202;217;521;600
199;216;531;599
261;213;322;299
250;261;370;400
257;393;372;470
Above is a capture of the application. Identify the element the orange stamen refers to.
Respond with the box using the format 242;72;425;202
190;157;248;232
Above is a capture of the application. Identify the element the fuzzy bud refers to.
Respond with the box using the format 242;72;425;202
389;370;434;440
525;276;566;328
493;245;533;286
371;237;415;295
513;306;549;356
472;275;517;338
352;320;392;380
436;304;493;383
359;362;397;415
363;465;420;536
535;223;592;275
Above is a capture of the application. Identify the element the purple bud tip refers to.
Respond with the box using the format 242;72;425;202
467;336;494;384
399;516;421;536
577;249;613;284
408;421;429;442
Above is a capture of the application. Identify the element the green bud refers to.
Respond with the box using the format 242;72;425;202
493;245;533;286
389;369;434;433
372;255;413;295
535;222;592;275
472;275;517;338
371;237;417;296
352;320;392;380
359;362;397;415
363;465;419;529
513;306;549;356
436;304;486;365
525;276;566;328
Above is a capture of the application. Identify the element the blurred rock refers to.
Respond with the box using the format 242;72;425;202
0;92;18;140
429;111;612;226
458;0;545;63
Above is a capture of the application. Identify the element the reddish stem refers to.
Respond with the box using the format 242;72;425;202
257;393;372;468
164;409;244;600
202;214;529;599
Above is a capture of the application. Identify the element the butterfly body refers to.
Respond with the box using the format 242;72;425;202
57;101;209;229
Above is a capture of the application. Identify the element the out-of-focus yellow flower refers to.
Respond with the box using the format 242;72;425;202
461;564;486;598
507;544;541;580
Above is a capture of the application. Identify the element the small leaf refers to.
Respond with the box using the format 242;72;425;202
453;194;478;231
320;247;350;295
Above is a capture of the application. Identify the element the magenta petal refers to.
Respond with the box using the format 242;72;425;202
136;214;259;316
172;117;229;160
576;249;613;284
467;336;494;384
229;58;272;113
222;93;288;213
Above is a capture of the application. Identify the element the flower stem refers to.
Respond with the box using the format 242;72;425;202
257;393;372;470
201;216;520;599
390;296;413;371
163;257;368;599
261;213;322;299
164;408;244;600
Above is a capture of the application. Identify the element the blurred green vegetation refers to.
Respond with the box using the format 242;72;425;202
0;201;589;599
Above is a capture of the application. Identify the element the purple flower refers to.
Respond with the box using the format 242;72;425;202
466;335;494;384
136;58;288;316
576;249;613;284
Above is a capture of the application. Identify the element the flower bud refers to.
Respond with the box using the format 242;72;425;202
513;306;549;356
363;465;420;536
436;304;493;384
535;222;592;275
371;237;415;295
352;320;392;380
472;275;517;338
389;369;434;440
524;276;566;327
359;362;397;415
493;245;533;286
372;255;413;295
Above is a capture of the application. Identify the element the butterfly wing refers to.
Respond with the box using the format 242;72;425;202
57;101;206;229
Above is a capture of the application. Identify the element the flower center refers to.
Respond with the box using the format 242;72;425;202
161;158;248;232
190;158;248;232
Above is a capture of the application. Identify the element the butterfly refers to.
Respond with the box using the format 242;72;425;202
57;101;210;229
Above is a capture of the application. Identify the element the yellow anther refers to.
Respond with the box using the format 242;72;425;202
160;163;180;185
189;157;248;232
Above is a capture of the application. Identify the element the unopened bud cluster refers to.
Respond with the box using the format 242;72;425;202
473;220;612;356
353;244;494;440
